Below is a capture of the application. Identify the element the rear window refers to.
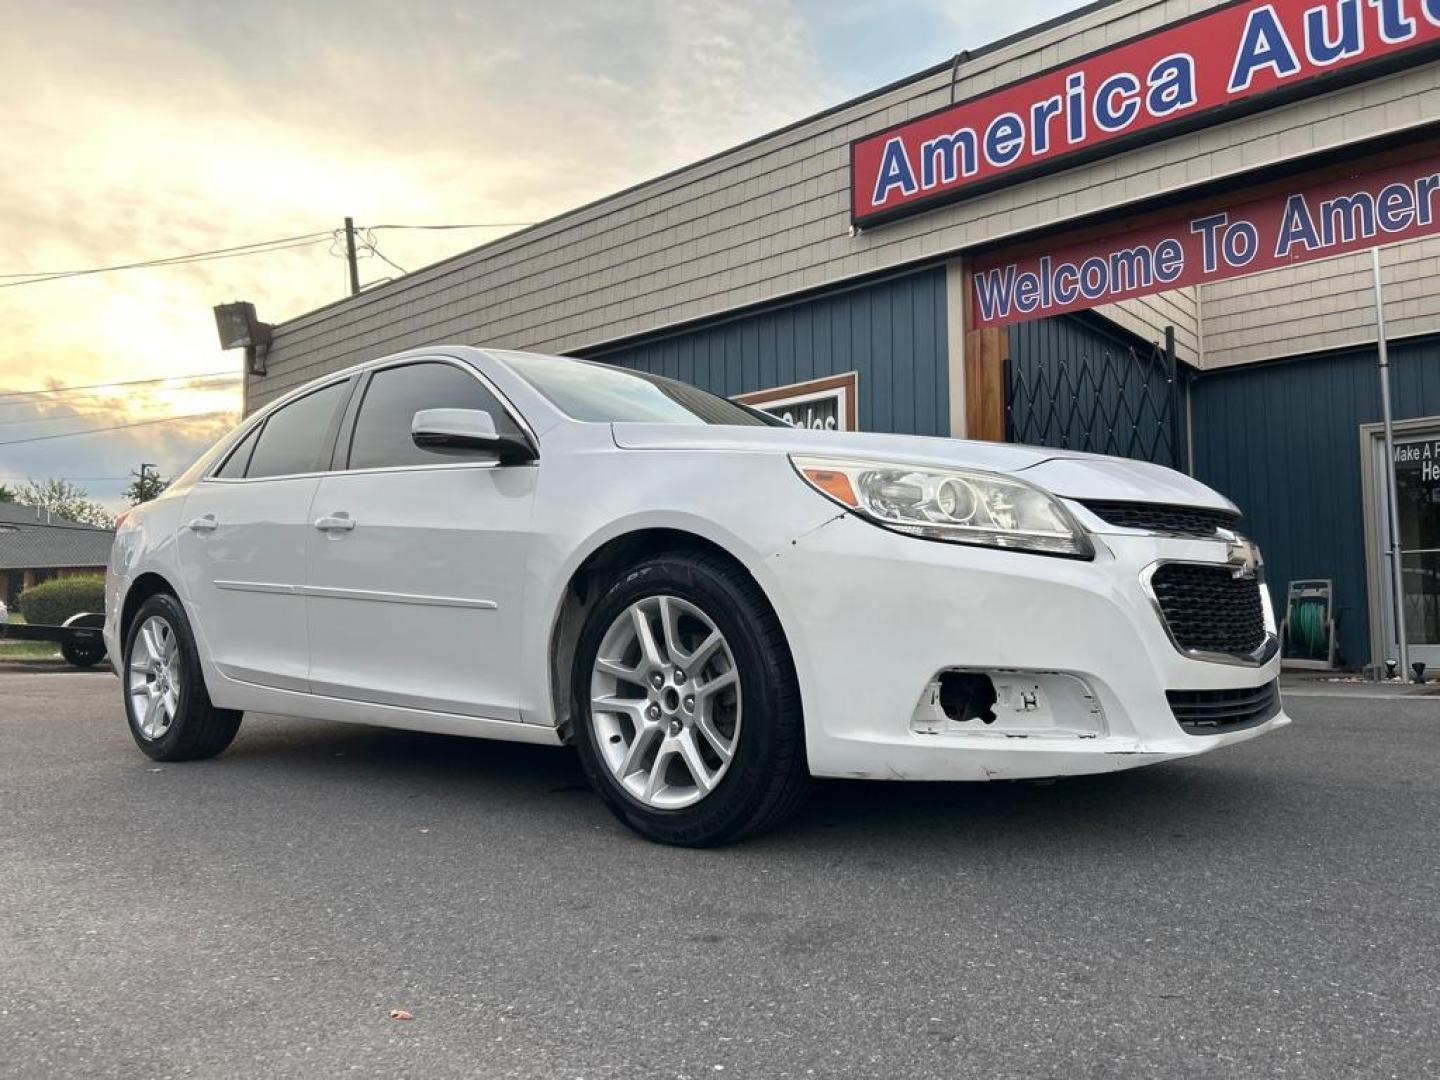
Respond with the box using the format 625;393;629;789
245;381;348;478
499;352;775;426
214;424;261;479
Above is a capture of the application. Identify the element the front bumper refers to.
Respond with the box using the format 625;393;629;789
765;512;1289;781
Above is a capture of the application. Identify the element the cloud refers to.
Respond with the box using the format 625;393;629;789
1;0;842;492
0;385;238;508
0;0;1081;497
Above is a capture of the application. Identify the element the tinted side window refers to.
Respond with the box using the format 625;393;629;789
348;362;524;470
214;424;261;478
246;381;348;479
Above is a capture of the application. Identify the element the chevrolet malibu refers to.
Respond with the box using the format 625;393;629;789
105;346;1288;845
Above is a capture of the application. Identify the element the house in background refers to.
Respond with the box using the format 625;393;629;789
0;501;114;608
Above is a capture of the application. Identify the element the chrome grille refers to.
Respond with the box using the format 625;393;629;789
1149;562;1267;657
1081;500;1240;537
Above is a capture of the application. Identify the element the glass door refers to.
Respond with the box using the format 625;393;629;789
1374;428;1440;670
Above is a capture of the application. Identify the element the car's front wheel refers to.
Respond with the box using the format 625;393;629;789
572;550;808;846
122;593;242;761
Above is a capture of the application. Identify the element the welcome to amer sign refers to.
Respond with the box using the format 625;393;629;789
969;150;1440;328
850;0;1440;227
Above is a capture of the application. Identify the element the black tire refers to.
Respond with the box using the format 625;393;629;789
122;592;242;761
571;550;809;846
60;641;106;668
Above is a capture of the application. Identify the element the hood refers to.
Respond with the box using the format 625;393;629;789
610;423;1235;511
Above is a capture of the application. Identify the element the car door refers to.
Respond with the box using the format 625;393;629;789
176;378;352;692
304;358;537;720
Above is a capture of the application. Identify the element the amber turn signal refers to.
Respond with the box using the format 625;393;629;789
800;467;859;508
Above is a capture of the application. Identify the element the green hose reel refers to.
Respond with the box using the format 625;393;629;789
1281;579;1338;669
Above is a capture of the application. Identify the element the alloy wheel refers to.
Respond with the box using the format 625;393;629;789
589;595;742;809
127;615;182;740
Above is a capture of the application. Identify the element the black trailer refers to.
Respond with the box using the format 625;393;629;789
1;611;107;668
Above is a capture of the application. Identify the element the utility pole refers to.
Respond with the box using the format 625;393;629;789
344;216;360;297
128;463;164;506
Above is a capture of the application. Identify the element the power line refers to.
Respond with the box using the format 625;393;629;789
360;231;408;276
0;383;240;415
0;370;240;402
368;223;534;231
0;411;140;428
0;475;130;481
0;231;330;279
0;234;331;290
0;411;233;448
0;223;534;292
0;403;234;428
0;388;239;417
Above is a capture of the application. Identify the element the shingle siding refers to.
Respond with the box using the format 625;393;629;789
1198;235;1440;368
247;0;1440;412
1097;288;1200;362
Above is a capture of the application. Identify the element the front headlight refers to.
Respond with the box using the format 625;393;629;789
791;455;1093;559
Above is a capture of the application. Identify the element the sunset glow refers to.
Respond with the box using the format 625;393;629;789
0;0;1069;506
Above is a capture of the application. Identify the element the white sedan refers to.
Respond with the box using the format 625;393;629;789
105;346;1288;845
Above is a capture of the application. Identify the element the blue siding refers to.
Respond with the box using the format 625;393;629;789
586;268;950;436
1191;336;1440;666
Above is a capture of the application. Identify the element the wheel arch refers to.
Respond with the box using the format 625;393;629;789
546;527;794;743
119;571;181;645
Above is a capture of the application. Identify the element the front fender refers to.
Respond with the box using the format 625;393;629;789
516;448;839;727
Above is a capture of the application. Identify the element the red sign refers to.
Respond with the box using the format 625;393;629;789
851;0;1440;227
969;153;1440;328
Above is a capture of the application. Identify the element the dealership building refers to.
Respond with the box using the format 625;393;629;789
242;0;1440;673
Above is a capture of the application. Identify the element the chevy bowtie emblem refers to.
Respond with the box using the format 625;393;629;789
1220;532;1260;580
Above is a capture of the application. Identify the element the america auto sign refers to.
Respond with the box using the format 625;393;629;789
969;152;1440;327
851;0;1440;227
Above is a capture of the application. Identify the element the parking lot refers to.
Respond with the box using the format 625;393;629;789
1;668;1437;1079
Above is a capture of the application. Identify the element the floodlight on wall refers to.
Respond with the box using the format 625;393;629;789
213;301;273;376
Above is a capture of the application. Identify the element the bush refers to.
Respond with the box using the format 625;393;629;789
18;575;106;627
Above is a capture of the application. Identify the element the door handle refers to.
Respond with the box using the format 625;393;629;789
186;515;218;533
314;514;356;532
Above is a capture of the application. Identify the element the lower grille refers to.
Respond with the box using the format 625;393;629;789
1167;681;1281;734
1149;562;1267;657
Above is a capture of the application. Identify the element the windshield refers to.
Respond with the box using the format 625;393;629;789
498;351;784;426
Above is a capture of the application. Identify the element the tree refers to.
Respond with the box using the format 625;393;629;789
13;478;115;529
123;465;169;506
0;483;14;504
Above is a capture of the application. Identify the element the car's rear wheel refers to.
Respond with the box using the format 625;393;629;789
572;550;808;846
122;593;241;761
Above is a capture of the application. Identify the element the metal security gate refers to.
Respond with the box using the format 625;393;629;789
1006;313;1189;471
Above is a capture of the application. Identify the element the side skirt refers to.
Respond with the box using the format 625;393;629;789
205;670;564;746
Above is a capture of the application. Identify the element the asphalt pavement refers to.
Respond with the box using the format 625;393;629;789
2;668;1437;1079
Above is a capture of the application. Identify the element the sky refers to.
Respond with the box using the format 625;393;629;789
0;0;1077;508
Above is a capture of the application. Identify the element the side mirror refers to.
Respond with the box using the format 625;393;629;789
411;408;536;465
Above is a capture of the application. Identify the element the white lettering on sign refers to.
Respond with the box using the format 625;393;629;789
1394;439;1440;486
854;0;1440;225
734;373;858;432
